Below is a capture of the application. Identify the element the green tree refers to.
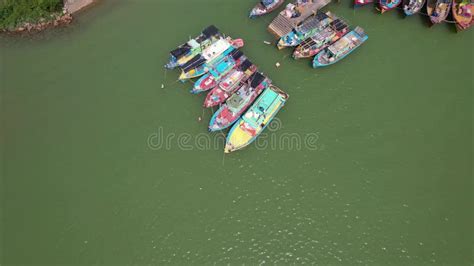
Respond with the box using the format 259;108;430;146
0;0;63;29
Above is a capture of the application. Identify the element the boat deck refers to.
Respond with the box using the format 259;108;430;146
267;0;332;38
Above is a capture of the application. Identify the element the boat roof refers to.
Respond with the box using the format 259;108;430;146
181;55;206;73
250;72;265;88
202;25;220;38
170;43;191;58
202;39;231;61
227;91;245;110
330;19;348;32
328;37;350;55
231;49;244;60
244;89;280;126
240;60;252;71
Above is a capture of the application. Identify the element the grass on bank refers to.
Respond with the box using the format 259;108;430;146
0;0;63;29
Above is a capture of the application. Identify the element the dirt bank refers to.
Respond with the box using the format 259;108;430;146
64;0;98;14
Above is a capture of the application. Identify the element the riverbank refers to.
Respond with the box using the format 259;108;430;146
0;0;97;34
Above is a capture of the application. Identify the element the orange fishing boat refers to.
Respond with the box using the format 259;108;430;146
452;0;473;31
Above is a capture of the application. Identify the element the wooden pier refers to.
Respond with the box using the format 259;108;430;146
268;0;332;38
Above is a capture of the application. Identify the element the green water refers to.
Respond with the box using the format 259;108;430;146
1;0;473;264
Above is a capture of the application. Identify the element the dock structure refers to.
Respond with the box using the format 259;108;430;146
268;0;332;38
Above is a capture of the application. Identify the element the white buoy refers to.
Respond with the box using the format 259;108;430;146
161;84;165;89
276;62;281;68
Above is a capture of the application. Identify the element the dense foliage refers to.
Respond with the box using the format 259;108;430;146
0;0;63;29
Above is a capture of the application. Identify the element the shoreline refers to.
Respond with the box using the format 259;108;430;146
1;0;98;34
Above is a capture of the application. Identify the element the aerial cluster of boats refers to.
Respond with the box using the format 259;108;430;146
355;0;473;31
280;10;368;67
165;26;289;153
250;0;369;67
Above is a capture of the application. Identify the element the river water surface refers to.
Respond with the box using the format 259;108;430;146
1;0;472;264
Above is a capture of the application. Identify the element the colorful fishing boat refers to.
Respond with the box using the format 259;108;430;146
191;50;245;94
354;0;374;7
204;60;257;108
250;0;286;18
209;73;271;132
403;0;427;15
427;0;453;24
277;11;334;50
293;18;349;59
165;25;221;70
224;86;289;153
313;26;368;68
178;38;242;81
378;0;402;13
452;0;473;31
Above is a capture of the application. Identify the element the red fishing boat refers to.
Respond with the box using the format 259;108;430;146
204;60;257;108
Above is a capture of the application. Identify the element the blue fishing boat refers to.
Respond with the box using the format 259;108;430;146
313;27;368;68
379;0;402;13
277;11;334;50
165;25;221;70
191;50;245;94
224;86;289;153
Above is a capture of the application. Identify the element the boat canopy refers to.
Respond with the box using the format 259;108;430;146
244;89;280;127
299;13;326;33
181;55;206;73
227;92;245;110
328;37;350;55
250;72;265;88
240;60;252;71
330;19;348;32
231;49;244;60
170;43;191;58
202;39;231;61
202;25;220;38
